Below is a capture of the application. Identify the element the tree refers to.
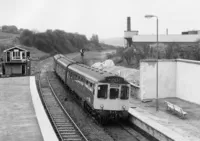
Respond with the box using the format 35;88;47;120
2;25;18;33
19;29;34;47
90;34;100;46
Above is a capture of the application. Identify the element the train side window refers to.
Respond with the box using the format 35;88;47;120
110;88;119;99
70;72;73;78
70;72;73;79
120;86;129;100
90;83;93;91
80;77;84;85
97;85;108;99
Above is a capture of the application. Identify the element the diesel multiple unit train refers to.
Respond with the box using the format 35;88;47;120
53;54;130;123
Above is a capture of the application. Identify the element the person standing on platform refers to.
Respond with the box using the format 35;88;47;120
80;49;84;57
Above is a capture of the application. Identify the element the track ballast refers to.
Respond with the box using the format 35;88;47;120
36;72;88;141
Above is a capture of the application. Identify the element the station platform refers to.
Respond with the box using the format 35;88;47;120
0;76;58;141
129;97;200;141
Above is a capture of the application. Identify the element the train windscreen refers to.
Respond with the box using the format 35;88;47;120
120;85;129;100
97;84;108;99
110;88;119;99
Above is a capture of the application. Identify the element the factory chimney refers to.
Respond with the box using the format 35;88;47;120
127;17;131;31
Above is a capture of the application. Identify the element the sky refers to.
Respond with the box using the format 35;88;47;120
0;0;200;39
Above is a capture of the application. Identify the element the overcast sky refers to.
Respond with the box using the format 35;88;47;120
0;0;200;39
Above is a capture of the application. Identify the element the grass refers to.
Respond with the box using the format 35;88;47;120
0;31;19;39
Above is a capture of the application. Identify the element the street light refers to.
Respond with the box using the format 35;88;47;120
145;14;159;111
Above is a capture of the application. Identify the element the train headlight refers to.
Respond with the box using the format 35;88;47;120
100;104;104;110
122;105;126;110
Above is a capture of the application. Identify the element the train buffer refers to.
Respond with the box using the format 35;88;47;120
165;101;187;119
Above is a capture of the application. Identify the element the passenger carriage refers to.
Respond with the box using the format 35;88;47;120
54;54;130;123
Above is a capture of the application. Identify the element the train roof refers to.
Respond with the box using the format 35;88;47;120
54;54;75;67
54;54;128;83
69;63;118;82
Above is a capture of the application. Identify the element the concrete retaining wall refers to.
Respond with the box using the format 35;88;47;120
140;59;200;105
176;60;200;104
140;60;176;100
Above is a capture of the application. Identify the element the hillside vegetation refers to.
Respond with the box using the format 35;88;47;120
0;31;20;54
0;25;117;56
19;29;105;54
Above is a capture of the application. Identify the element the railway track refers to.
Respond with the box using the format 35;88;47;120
117;122;152;141
36;71;88;141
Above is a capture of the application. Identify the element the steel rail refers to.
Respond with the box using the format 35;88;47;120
36;72;88;141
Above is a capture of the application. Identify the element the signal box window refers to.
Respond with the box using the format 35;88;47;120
13;51;20;59
110;88;119;99
120;86;129;100
22;52;25;59
97;85;108;99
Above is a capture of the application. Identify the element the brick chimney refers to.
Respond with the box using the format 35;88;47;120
127;17;131;31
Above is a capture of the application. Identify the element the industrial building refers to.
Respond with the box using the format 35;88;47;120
124;17;200;48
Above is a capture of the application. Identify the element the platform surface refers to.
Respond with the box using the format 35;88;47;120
0;77;43;141
129;97;200;141
0;76;58;141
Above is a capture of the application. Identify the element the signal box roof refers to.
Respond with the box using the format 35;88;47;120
3;45;28;53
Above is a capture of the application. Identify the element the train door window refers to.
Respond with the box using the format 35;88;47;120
90;83;93;91
110;88;119;99
97;84;108;99
120;85;129;100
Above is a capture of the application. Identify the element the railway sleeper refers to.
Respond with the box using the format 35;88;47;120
59;129;76;132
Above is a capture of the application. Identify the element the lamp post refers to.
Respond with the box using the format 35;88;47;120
145;14;159;111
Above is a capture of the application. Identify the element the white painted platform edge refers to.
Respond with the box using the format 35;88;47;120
30;76;58;141
129;108;187;141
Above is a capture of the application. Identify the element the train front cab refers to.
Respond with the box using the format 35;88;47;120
93;81;130;119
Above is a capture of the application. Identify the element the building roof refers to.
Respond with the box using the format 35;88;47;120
132;34;200;43
3;45;28;52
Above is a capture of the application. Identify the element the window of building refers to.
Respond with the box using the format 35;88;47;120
22;52;25;59
13;51;21;59
97;85;108;99
120;85;129;100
